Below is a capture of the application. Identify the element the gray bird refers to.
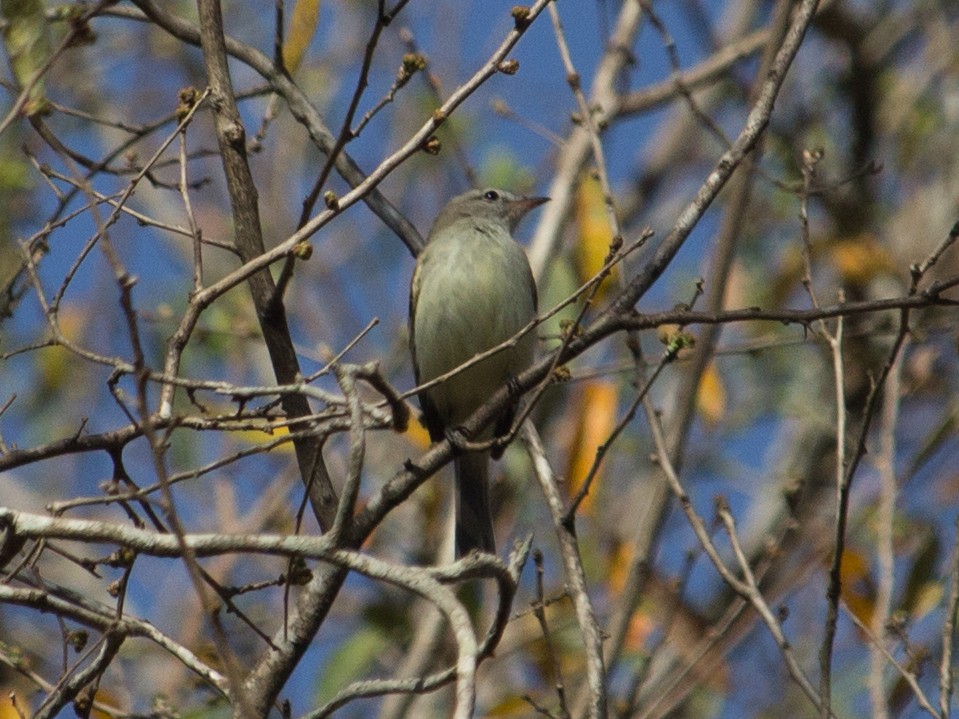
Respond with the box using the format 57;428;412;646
409;188;546;557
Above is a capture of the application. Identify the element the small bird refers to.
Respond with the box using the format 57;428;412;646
409;188;546;557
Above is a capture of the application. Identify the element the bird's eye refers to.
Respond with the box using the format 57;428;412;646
483;190;500;201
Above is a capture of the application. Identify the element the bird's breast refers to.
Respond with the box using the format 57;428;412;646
412;231;536;426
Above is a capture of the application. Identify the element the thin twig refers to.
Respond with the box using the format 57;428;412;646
531;549;571;719
521;423;607;719
644;399;827;714
939;517;959;718
869;346;905;719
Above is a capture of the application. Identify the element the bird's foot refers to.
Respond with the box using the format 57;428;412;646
446;426;494;453
444;426;471;453
506;374;523;398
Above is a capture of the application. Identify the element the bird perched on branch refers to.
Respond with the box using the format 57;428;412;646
409;188;546;557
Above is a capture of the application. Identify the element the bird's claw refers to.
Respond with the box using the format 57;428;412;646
445;426;470;453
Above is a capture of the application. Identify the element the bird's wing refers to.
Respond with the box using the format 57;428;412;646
408;257;444;441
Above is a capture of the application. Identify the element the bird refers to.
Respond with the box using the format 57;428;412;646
409;188;546;557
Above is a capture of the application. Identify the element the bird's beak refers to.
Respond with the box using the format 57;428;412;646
506;195;550;228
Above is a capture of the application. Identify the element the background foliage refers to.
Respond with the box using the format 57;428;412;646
2;0;959;718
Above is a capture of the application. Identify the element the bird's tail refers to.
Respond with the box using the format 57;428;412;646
453;451;495;557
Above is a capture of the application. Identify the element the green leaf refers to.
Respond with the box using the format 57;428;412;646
314;625;389;705
1;0;53;115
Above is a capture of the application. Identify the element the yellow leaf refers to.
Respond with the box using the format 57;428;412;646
574;172;618;299
37;344;71;396
566;380;618;513
0;688;28;719
37;305;87;395
90;689;121;719
487;694;534;716
624;607;657;652
828;233;896;286
282;0;321;73
839;548;875;627
909;581;943;622
233;423;294;453
902;531;941;620
769;233;897;307
607;540;631;594
405;412;432;450
696;361;726;425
